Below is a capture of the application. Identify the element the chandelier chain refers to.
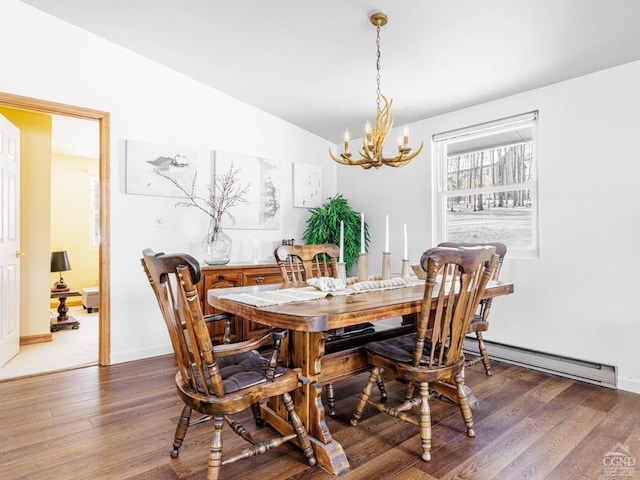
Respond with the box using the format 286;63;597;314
376;23;382;112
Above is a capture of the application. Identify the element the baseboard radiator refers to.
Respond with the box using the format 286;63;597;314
464;337;617;388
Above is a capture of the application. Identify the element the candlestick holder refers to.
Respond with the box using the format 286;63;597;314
336;261;347;283
381;252;392;280
401;259;410;280
357;253;368;282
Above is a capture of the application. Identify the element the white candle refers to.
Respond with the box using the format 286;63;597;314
403;223;408;259
339;220;344;263
360;213;365;253
385;214;389;252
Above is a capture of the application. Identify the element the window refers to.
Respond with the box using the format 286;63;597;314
433;111;538;257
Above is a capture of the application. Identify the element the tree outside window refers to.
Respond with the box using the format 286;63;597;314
434;112;538;257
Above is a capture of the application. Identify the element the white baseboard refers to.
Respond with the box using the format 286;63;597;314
616;377;640;394
111;345;173;365
464;337;617;389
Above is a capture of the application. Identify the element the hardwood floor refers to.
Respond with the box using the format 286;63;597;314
1;354;638;479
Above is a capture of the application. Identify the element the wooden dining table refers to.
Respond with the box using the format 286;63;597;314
209;279;514;475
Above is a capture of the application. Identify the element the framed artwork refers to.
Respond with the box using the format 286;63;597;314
214;151;280;229
125;139;197;197
293;162;322;208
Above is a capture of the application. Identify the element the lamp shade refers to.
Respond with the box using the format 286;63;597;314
51;251;71;273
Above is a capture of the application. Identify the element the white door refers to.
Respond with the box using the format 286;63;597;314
0;114;20;368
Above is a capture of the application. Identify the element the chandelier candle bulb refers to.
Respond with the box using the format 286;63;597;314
403;124;409;149
385;214;389;252
344;129;350;154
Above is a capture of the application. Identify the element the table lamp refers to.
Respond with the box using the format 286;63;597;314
51;251;71;292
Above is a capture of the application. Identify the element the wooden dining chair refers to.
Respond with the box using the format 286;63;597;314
437;241;507;375
350;245;498;462
275;243;340;283
141;249;316;479
274;243;382;416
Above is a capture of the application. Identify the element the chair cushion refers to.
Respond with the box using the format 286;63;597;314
194;350;286;395
365;333;447;366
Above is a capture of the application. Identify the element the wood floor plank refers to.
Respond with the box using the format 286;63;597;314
491;404;606;479
418;389;546;478
1;356;639;480
546;393;640;480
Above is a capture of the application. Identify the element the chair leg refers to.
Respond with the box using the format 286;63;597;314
171;404;192;458
376;373;388;401
326;383;336;416
282;391;317;466
418;382;432;462
404;381;415;402
476;332;492;376
350;367;380;426
454;372;475;438
251;402;264;426
328;374;385;417
207;416;225;480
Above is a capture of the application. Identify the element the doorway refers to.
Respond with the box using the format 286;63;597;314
0;92;110;371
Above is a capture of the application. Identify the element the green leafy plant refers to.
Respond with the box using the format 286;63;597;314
302;194;369;271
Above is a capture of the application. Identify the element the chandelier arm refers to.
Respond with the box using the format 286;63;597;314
392;141;425;166
330;148;377;168
359;145;375;163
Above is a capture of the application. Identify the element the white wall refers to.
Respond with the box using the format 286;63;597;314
1;1;337;362
338;60;640;393
4;1;639;394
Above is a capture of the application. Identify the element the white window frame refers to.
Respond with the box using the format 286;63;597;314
433;111;538;258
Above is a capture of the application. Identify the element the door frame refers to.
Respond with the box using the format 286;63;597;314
0;92;111;365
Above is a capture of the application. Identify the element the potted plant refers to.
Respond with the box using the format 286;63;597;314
302;194;369;272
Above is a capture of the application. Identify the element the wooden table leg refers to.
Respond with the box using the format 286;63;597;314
262;330;350;475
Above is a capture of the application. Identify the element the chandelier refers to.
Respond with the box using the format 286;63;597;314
330;11;423;169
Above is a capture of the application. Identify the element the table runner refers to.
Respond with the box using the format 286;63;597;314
217;276;425;307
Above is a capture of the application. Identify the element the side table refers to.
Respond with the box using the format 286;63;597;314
50;289;81;332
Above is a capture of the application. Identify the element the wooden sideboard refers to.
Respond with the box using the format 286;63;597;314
197;262;282;343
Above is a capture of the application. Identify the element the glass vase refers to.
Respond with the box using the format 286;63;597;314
203;217;232;265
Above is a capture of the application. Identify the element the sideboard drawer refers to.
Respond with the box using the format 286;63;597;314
243;271;282;286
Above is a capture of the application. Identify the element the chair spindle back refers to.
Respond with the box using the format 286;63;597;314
275;244;340;283
416;246;498;369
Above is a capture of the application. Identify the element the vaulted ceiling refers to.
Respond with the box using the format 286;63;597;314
21;0;640;142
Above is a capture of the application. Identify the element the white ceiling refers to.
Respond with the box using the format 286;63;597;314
21;0;640;143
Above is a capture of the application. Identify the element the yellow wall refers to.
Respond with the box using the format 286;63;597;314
0;107;52;337
50;154;99;292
